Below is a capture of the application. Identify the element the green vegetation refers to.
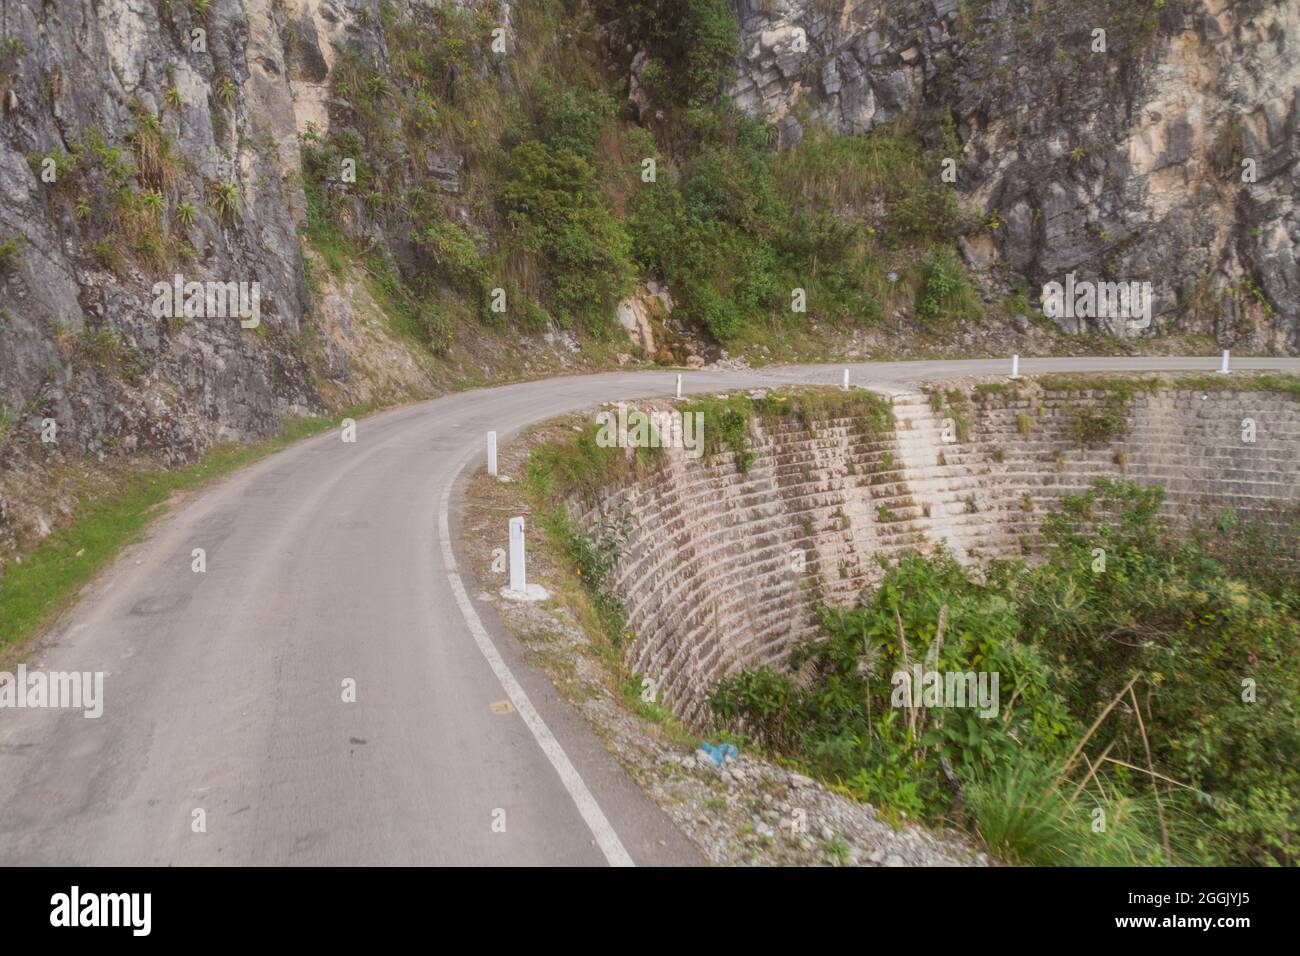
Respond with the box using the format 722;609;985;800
1034;375;1167;446
918;249;981;323
1172;372;1300;397
215;74;237;109
208;180;240;222
61;327;147;382
0;403;15;449
1038;374;1162;396
628;109;968;343
499;134;634;334
365;254;454;354
926;386;972;442
677;394;753;465
0;234;24;273
524;433;645;648
1069;391;1131;445
523;387;893;501
605;0;739;108
677;388;894;468
296;0;977;360
27;147;78;192
710;479;1300;865
0;407;372;655
128;101;182;193
31;123;195;274
175;201;197;229
0;36;27;107
525;419;654;503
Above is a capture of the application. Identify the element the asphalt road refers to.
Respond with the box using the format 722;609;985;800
1;356;1296;865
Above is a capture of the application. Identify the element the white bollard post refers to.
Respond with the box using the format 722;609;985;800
843;368;850;390
1011;354;1020;378
676;374;682;400
508;517;525;594
1219;349;1231;374
487;431;498;476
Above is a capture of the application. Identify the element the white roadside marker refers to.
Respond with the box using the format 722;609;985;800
487;430;498;476
675;373;682;400
1219;350;1231;374
1011;354;1021;378
508;516;525;594
438;466;633;866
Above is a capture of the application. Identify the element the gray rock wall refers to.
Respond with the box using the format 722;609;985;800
731;0;1300;351
0;0;329;462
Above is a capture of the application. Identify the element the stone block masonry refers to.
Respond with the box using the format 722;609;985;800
570;383;1300;724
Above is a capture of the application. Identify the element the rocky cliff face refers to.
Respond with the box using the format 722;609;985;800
732;0;1299;351
0;0;329;464
1;0;1296;535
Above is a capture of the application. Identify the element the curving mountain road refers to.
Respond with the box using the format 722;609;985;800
1;357;1296;866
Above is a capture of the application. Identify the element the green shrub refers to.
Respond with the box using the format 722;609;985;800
531;79;617;160
1069;393;1130;445
414;217;489;300
712;478;1300;865
685;283;742;341
569;512;633;638
603;0;739;108
0;234;24;273
500;141;634;334
918;249;981;322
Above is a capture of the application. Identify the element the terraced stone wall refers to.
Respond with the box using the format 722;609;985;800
570;383;1300;723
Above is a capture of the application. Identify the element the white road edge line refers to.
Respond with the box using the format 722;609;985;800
437;448;636;868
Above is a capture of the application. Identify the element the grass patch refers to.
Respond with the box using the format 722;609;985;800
675;387;895;472
525;418;661;502
925;385;972;442
1068;392;1131;445
1038;374;1163;398
1172;372;1300;397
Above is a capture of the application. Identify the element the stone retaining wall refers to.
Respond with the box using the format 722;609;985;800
571;383;1300;724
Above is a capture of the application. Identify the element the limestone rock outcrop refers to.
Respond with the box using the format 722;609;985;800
731;0;1300;351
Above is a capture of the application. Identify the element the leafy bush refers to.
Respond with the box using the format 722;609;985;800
604;0;740;108
686;283;743;341
1069;393;1131;445
1027;480;1300;865
711;478;1300;865
570;512;634;639
414;218;489;300
500;141;634;334
531;79;617;160
918;250;981;322
0;234;24;274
